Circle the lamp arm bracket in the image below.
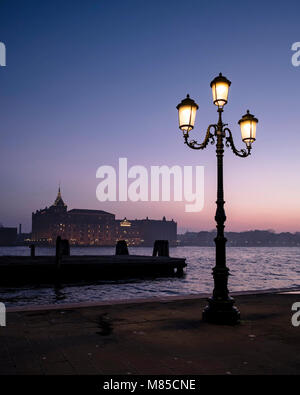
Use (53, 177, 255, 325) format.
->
(224, 127, 251, 158)
(184, 124, 217, 150)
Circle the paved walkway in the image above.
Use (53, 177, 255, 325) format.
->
(1, 292, 300, 374)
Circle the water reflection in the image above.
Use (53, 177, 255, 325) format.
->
(53, 284, 66, 302)
(0, 246, 300, 307)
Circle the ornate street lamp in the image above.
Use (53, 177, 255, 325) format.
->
(176, 94, 199, 132)
(176, 73, 258, 324)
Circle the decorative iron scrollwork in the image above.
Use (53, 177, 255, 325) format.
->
(183, 124, 217, 150)
(224, 127, 251, 158)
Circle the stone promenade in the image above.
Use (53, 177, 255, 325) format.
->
(1, 292, 300, 374)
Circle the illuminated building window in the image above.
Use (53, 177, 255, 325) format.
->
(120, 218, 131, 227)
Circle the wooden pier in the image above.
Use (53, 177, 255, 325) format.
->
(0, 255, 186, 285)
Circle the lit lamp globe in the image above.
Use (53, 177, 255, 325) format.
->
(176, 94, 199, 133)
(210, 73, 231, 108)
(238, 110, 259, 148)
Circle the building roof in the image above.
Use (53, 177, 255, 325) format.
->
(68, 209, 115, 216)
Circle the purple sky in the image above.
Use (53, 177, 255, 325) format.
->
(0, 0, 300, 233)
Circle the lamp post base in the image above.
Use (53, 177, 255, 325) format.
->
(202, 297, 240, 325)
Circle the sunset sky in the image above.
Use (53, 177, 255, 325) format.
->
(0, 0, 300, 233)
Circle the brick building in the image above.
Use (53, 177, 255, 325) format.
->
(32, 188, 177, 246)
(116, 217, 177, 246)
(32, 188, 115, 245)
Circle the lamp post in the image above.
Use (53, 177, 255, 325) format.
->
(176, 73, 258, 325)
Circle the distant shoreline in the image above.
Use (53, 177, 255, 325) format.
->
(1, 244, 300, 248)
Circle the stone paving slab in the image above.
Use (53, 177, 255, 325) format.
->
(1, 293, 300, 375)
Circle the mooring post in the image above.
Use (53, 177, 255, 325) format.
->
(29, 244, 35, 258)
(61, 239, 70, 256)
(176, 265, 184, 276)
(115, 240, 129, 255)
(55, 237, 70, 280)
(152, 240, 169, 257)
(56, 236, 62, 270)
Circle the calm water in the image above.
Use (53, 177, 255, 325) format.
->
(1, 246, 300, 307)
